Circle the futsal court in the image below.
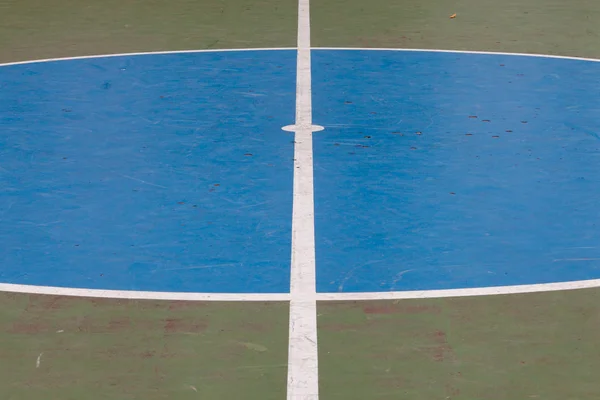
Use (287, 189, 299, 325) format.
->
(1, 0, 600, 398)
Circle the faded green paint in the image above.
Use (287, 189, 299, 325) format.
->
(0, 293, 288, 399)
(318, 289, 600, 399)
(312, 0, 600, 58)
(0, 0, 297, 63)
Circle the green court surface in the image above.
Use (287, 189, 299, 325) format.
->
(2, 0, 600, 398)
(0, 294, 288, 399)
(318, 290, 600, 399)
(0, 0, 297, 63)
(311, 0, 600, 57)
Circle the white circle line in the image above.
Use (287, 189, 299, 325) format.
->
(312, 47, 600, 63)
(1, 47, 599, 68)
(315, 278, 600, 301)
(0, 282, 290, 301)
(2, 279, 600, 301)
(0, 47, 297, 67)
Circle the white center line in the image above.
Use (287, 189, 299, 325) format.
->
(284, 0, 323, 397)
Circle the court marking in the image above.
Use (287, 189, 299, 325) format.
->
(313, 47, 600, 63)
(315, 278, 600, 300)
(286, 0, 320, 397)
(3, 278, 600, 302)
(0, 282, 290, 301)
(0, 47, 296, 67)
(2, 47, 598, 69)
(1, 49, 599, 301)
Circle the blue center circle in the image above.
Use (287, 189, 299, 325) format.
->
(1, 49, 599, 294)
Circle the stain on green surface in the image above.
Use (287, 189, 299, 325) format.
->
(312, 0, 600, 58)
(318, 289, 600, 399)
(0, 0, 297, 63)
(0, 293, 288, 399)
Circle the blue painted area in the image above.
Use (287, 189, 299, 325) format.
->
(312, 50, 600, 293)
(0, 51, 296, 293)
(3, 49, 600, 295)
